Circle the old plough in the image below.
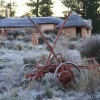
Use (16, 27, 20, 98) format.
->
(18, 13, 100, 88)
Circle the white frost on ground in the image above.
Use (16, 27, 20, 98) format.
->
(0, 36, 100, 100)
(66, 49, 82, 65)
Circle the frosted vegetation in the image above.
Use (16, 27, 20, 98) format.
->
(0, 33, 100, 100)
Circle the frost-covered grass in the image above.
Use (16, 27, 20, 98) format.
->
(0, 35, 100, 100)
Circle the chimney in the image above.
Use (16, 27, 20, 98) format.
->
(85, 19, 92, 26)
(5, 8, 9, 17)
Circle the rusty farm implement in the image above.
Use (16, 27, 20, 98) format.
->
(17, 13, 100, 88)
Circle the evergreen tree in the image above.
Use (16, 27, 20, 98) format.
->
(61, 0, 83, 15)
(6, 1, 16, 17)
(27, 0, 39, 17)
(82, 0, 100, 33)
(39, 0, 53, 16)
(0, 0, 5, 18)
(61, 0, 100, 33)
(27, 0, 53, 17)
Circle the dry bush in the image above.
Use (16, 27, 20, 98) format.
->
(54, 36, 69, 60)
(80, 35, 100, 63)
(25, 28, 36, 35)
(7, 35, 14, 40)
(23, 57, 36, 65)
(44, 29, 58, 35)
(77, 67, 100, 99)
(16, 44, 23, 51)
(54, 36, 82, 63)
(67, 43, 76, 50)
(23, 35, 31, 42)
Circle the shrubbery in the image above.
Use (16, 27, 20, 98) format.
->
(44, 29, 58, 35)
(7, 35, 14, 40)
(16, 44, 23, 51)
(23, 57, 36, 65)
(23, 35, 31, 42)
(80, 35, 100, 63)
(67, 43, 76, 50)
(38, 37, 44, 44)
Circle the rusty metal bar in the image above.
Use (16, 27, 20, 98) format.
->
(45, 12, 71, 65)
(27, 16, 60, 64)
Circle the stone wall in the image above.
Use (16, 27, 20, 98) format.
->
(39, 24, 56, 32)
(61, 27, 91, 38)
(62, 27, 76, 37)
(82, 28, 91, 37)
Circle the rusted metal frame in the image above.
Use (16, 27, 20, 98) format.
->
(73, 57, 96, 64)
(27, 16, 60, 65)
(49, 53, 63, 64)
(26, 64, 59, 79)
(78, 64, 100, 70)
(45, 12, 71, 66)
(36, 58, 46, 67)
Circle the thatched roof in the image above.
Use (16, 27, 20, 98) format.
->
(0, 17, 63, 28)
(56, 12, 92, 29)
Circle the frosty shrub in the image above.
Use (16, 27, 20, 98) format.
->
(67, 43, 76, 50)
(7, 42, 15, 49)
(44, 86, 53, 98)
(38, 34, 53, 45)
(16, 44, 23, 51)
(6, 30, 19, 38)
(43, 80, 53, 99)
(25, 28, 35, 35)
(24, 45, 33, 50)
(44, 29, 50, 34)
(23, 57, 36, 65)
(44, 29, 58, 35)
(7, 35, 14, 41)
(79, 68, 99, 99)
(80, 35, 100, 63)
(23, 35, 31, 42)
(69, 37, 79, 41)
(38, 37, 44, 44)
(16, 36, 23, 41)
(0, 41, 6, 48)
(17, 29, 27, 36)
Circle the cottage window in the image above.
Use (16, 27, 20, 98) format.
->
(76, 27, 82, 37)
(87, 29, 89, 34)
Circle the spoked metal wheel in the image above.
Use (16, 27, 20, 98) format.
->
(18, 64, 36, 80)
(15, 64, 42, 88)
(54, 62, 81, 87)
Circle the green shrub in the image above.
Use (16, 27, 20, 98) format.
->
(16, 44, 23, 51)
(24, 45, 32, 50)
(7, 35, 14, 41)
(23, 35, 31, 42)
(80, 35, 100, 63)
(69, 37, 79, 41)
(7, 42, 15, 49)
(23, 57, 36, 65)
(0, 41, 6, 48)
(16, 36, 23, 41)
(44, 29, 50, 34)
(68, 43, 76, 50)
(25, 28, 36, 35)
(44, 29, 58, 35)
(38, 37, 44, 44)
(44, 86, 53, 98)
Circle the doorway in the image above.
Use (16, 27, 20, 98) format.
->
(76, 27, 82, 37)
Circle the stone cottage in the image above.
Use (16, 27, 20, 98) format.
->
(0, 12, 92, 41)
(0, 17, 63, 35)
(56, 12, 92, 38)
